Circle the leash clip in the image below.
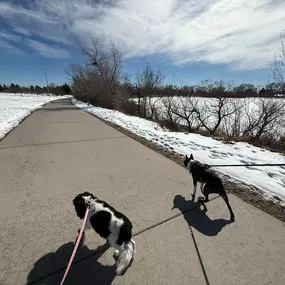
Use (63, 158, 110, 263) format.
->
(86, 200, 91, 208)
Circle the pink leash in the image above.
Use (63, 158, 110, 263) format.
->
(60, 207, 90, 285)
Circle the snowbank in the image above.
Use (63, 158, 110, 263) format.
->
(73, 99, 285, 205)
(0, 93, 70, 140)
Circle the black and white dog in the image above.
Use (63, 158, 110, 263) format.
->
(73, 192, 136, 275)
(184, 154, 235, 221)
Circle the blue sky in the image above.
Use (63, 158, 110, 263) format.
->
(0, 0, 284, 87)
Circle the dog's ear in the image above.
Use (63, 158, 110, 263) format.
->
(90, 193, 97, 200)
(190, 154, 194, 160)
(73, 195, 87, 219)
(183, 155, 190, 167)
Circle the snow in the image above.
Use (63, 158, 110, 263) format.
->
(0, 93, 70, 140)
(73, 99, 285, 205)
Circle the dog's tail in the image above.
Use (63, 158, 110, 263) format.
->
(116, 239, 135, 275)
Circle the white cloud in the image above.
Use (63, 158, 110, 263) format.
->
(25, 39, 70, 58)
(0, 30, 21, 42)
(0, 0, 285, 69)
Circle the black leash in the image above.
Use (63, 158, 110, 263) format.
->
(209, 163, 285, 168)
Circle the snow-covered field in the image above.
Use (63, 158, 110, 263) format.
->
(0, 93, 70, 140)
(133, 96, 285, 137)
(73, 99, 285, 205)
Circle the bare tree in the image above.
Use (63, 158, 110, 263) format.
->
(81, 37, 124, 108)
(171, 96, 200, 132)
(242, 101, 262, 137)
(160, 96, 179, 130)
(222, 99, 250, 139)
(273, 30, 285, 94)
(148, 97, 162, 120)
(114, 74, 134, 110)
(68, 63, 102, 104)
(195, 97, 236, 136)
(241, 98, 285, 139)
(254, 99, 285, 139)
(134, 72, 145, 117)
(135, 64, 165, 117)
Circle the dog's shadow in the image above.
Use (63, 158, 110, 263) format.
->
(172, 195, 233, 236)
(27, 239, 116, 285)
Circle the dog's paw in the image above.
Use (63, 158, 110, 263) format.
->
(230, 215, 235, 222)
(198, 196, 209, 203)
(116, 263, 130, 276)
(116, 268, 123, 276)
(116, 264, 126, 276)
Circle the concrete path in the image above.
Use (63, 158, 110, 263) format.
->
(0, 98, 285, 285)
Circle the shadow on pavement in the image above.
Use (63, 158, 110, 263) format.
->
(172, 194, 234, 285)
(27, 240, 116, 285)
(172, 194, 233, 236)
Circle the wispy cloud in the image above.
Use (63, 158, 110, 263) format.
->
(0, 30, 21, 42)
(25, 39, 70, 58)
(0, 28, 69, 58)
(12, 27, 31, 36)
(0, 39, 26, 56)
(0, 0, 284, 69)
(0, 29, 26, 55)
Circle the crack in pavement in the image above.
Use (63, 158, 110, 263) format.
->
(0, 136, 126, 150)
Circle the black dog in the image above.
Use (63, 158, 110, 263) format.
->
(184, 154, 235, 221)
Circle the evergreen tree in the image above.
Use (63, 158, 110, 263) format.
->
(61, 83, 72, 94)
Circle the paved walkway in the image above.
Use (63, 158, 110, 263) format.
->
(0, 98, 285, 285)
